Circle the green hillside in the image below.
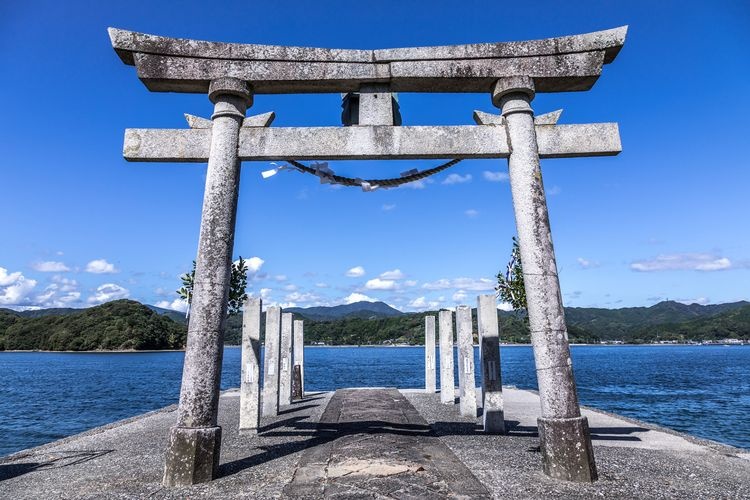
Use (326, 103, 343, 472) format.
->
(0, 300, 186, 351)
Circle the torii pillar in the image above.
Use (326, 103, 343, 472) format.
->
(163, 78, 251, 487)
(493, 76, 597, 482)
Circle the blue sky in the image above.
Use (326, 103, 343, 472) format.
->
(1, 1, 748, 312)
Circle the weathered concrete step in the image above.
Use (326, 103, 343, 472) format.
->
(285, 388, 490, 498)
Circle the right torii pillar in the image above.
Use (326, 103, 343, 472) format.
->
(493, 75, 597, 482)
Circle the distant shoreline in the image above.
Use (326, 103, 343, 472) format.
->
(3, 343, 746, 354)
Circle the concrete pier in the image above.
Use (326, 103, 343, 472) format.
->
(279, 313, 293, 406)
(261, 306, 281, 417)
(293, 319, 304, 395)
(3, 387, 747, 499)
(438, 310, 455, 404)
(424, 315, 436, 393)
(494, 76, 596, 482)
(477, 294, 505, 433)
(456, 305, 477, 417)
(239, 298, 262, 433)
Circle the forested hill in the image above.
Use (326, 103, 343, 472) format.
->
(0, 300, 186, 351)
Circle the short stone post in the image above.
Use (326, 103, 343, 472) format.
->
(493, 76, 596, 482)
(293, 319, 305, 396)
(279, 313, 293, 406)
(456, 305, 477, 417)
(239, 297, 262, 434)
(424, 315, 436, 393)
(262, 306, 282, 417)
(438, 310, 455, 404)
(162, 77, 251, 487)
(292, 365, 303, 401)
(477, 294, 505, 433)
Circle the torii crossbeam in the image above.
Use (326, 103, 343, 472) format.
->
(110, 26, 627, 487)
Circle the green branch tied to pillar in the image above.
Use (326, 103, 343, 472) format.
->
(178, 257, 249, 316)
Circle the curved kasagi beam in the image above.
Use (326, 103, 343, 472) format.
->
(109, 26, 626, 94)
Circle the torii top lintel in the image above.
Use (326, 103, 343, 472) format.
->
(109, 26, 626, 95)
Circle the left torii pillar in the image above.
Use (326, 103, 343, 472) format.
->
(163, 77, 252, 487)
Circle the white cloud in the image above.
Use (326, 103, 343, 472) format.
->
(498, 302, 514, 312)
(155, 298, 189, 313)
(465, 209, 479, 218)
(382, 204, 397, 211)
(34, 276, 81, 308)
(482, 171, 509, 182)
(315, 282, 329, 288)
(345, 266, 366, 278)
(0, 267, 37, 306)
(85, 259, 118, 274)
(259, 288, 272, 300)
(404, 280, 418, 287)
(452, 290, 468, 302)
(274, 274, 287, 282)
(242, 256, 265, 273)
(547, 185, 562, 196)
(676, 297, 711, 306)
(87, 283, 129, 304)
(399, 178, 434, 190)
(344, 292, 377, 304)
(365, 278, 397, 290)
(379, 269, 405, 280)
(32, 261, 70, 272)
(422, 277, 495, 291)
(284, 291, 322, 305)
(407, 296, 441, 310)
(577, 257, 600, 269)
(283, 284, 298, 292)
(442, 173, 472, 185)
(630, 253, 733, 272)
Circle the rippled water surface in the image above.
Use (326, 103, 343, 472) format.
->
(1, 345, 748, 456)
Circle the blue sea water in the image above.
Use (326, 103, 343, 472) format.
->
(0, 345, 748, 456)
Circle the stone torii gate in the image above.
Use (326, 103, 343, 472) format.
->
(110, 26, 626, 486)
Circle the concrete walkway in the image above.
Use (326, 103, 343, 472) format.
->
(1, 387, 748, 499)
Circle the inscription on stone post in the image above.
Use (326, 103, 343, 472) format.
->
(239, 297, 262, 433)
(456, 305, 477, 417)
(477, 294, 505, 433)
(439, 310, 455, 404)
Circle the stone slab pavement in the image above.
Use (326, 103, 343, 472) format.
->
(1, 387, 748, 499)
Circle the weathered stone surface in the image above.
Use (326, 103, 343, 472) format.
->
(474, 109, 562, 126)
(163, 79, 249, 487)
(498, 83, 595, 481)
(456, 305, 477, 417)
(293, 319, 304, 395)
(357, 84, 396, 126)
(123, 122, 621, 162)
(477, 294, 505, 434)
(162, 426, 221, 487)
(261, 306, 281, 417)
(424, 315, 436, 393)
(110, 26, 626, 94)
(242, 111, 275, 128)
(438, 310, 455, 404)
(292, 365, 303, 401)
(284, 389, 490, 498)
(239, 298, 262, 433)
(279, 312, 293, 407)
(538, 416, 598, 482)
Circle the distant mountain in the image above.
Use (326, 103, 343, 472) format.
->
(285, 301, 404, 321)
(146, 305, 188, 324)
(565, 300, 750, 340)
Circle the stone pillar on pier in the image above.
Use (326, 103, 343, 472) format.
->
(456, 305, 477, 417)
(493, 76, 597, 482)
(438, 310, 455, 404)
(293, 319, 305, 396)
(239, 297, 262, 434)
(279, 312, 294, 406)
(477, 294, 505, 433)
(424, 315, 436, 393)
(162, 77, 251, 487)
(262, 306, 282, 417)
